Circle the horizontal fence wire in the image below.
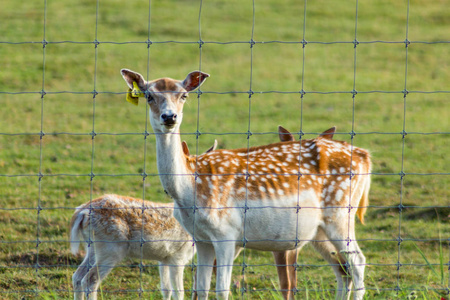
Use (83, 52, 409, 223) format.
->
(1, 0, 449, 299)
(1, 40, 450, 45)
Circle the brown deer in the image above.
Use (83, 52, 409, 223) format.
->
(120, 69, 371, 300)
(274, 125, 334, 299)
(274, 125, 368, 299)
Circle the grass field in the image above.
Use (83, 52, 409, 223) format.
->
(1, 0, 449, 299)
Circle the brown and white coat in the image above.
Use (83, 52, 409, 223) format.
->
(121, 69, 371, 300)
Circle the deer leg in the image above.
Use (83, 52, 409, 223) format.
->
(273, 251, 289, 299)
(213, 242, 236, 300)
(169, 263, 186, 300)
(273, 250, 298, 299)
(159, 263, 172, 300)
(286, 250, 298, 297)
(80, 245, 125, 300)
(73, 247, 96, 300)
(80, 263, 111, 300)
(342, 237, 365, 300)
(311, 227, 350, 300)
(195, 242, 215, 300)
(321, 218, 366, 300)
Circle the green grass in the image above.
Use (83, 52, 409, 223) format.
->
(1, 0, 449, 299)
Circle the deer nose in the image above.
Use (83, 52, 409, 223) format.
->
(161, 113, 177, 123)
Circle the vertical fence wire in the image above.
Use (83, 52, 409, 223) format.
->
(240, 0, 257, 298)
(137, 0, 153, 297)
(292, 0, 309, 297)
(84, 0, 101, 297)
(35, 0, 48, 296)
(396, 0, 411, 295)
(193, 0, 204, 296)
(346, 0, 360, 295)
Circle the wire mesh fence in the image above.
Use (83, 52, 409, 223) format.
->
(1, 0, 449, 299)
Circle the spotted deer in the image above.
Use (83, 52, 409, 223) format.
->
(274, 125, 333, 299)
(120, 69, 372, 300)
(184, 130, 324, 300)
(70, 194, 195, 300)
(274, 125, 369, 299)
(184, 138, 296, 300)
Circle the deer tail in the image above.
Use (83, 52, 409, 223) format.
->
(70, 206, 88, 254)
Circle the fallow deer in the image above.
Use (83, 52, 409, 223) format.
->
(184, 137, 298, 299)
(183, 125, 361, 300)
(274, 125, 369, 299)
(120, 69, 371, 300)
(71, 194, 196, 300)
(273, 125, 335, 299)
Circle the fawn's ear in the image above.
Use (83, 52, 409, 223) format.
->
(182, 71, 210, 92)
(319, 126, 336, 140)
(120, 69, 147, 91)
(181, 141, 190, 156)
(278, 126, 295, 142)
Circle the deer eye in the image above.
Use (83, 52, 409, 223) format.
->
(180, 94, 187, 101)
(146, 94, 154, 102)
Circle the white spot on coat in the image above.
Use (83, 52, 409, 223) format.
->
(335, 189, 344, 202)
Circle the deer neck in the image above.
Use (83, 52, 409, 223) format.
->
(154, 130, 194, 201)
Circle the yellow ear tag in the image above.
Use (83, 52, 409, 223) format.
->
(126, 81, 145, 106)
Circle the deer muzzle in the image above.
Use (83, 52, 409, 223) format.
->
(161, 113, 178, 127)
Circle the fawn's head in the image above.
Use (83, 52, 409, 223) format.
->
(121, 69, 209, 133)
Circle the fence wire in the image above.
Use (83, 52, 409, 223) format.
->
(0, 0, 449, 299)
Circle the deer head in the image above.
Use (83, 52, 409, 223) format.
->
(120, 69, 209, 134)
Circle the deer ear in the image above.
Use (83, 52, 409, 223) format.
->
(205, 139, 218, 153)
(278, 126, 295, 142)
(182, 71, 210, 92)
(319, 126, 336, 140)
(120, 69, 147, 91)
(181, 141, 190, 156)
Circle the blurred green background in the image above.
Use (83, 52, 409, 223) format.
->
(0, 0, 449, 299)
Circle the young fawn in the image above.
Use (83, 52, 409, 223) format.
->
(120, 69, 371, 300)
(70, 194, 195, 300)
